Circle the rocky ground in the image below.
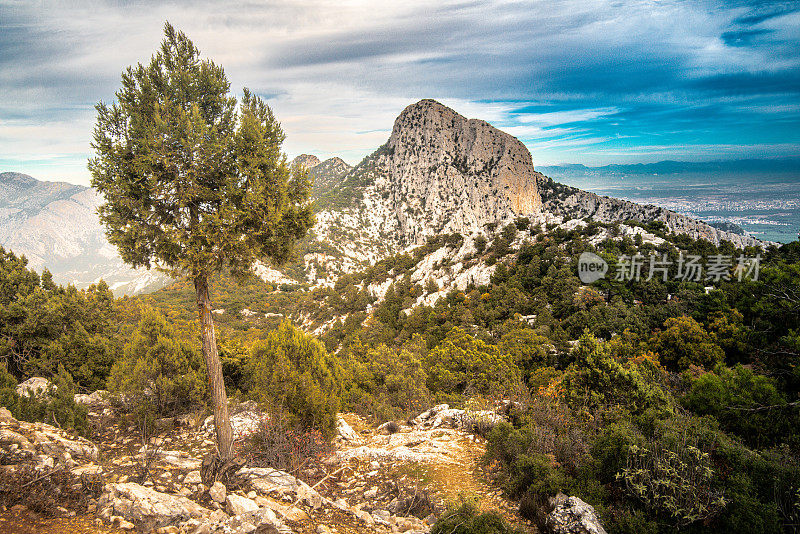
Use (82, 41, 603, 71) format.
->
(1, 381, 606, 534)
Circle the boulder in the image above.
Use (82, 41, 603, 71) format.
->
(0, 428, 34, 450)
(74, 390, 109, 407)
(226, 494, 259, 516)
(98, 482, 210, 531)
(0, 407, 17, 426)
(336, 415, 360, 442)
(15, 377, 51, 398)
(239, 467, 326, 509)
(32, 426, 99, 461)
(545, 496, 607, 534)
(209, 481, 226, 503)
(216, 507, 288, 534)
(413, 404, 450, 425)
(184, 470, 202, 485)
(201, 404, 268, 441)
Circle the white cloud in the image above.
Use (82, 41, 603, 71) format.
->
(0, 0, 797, 183)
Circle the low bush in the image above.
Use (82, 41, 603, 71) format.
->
(648, 316, 725, 371)
(431, 499, 523, 534)
(680, 364, 797, 448)
(246, 321, 342, 438)
(343, 338, 431, 422)
(240, 406, 331, 476)
(426, 327, 521, 397)
(0, 463, 102, 516)
(0, 363, 88, 435)
(618, 441, 727, 528)
(108, 307, 207, 419)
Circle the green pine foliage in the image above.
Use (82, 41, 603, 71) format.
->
(425, 327, 521, 398)
(108, 307, 207, 417)
(0, 246, 118, 389)
(89, 23, 314, 280)
(343, 335, 432, 421)
(647, 316, 725, 371)
(0, 363, 88, 436)
(245, 321, 342, 437)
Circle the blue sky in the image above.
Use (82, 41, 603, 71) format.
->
(1, 0, 799, 186)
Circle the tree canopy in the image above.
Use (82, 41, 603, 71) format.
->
(89, 23, 313, 280)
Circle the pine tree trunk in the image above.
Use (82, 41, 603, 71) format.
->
(195, 275, 233, 459)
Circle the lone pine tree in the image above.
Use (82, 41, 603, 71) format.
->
(89, 23, 313, 459)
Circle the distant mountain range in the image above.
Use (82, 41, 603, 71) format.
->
(0, 172, 168, 295)
(539, 158, 800, 177)
(1, 99, 768, 294)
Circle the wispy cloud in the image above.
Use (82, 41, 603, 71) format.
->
(0, 0, 798, 183)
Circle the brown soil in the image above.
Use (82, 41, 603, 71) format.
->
(0, 511, 125, 534)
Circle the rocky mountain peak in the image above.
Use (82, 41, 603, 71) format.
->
(291, 154, 321, 170)
(375, 99, 543, 241)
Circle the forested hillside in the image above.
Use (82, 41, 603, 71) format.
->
(3, 215, 798, 532)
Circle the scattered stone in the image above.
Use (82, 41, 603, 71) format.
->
(98, 482, 210, 531)
(209, 481, 227, 503)
(355, 509, 374, 525)
(184, 470, 202, 485)
(545, 495, 607, 534)
(226, 494, 259, 516)
(136, 449, 201, 471)
(15, 377, 51, 398)
(217, 507, 288, 534)
(336, 415, 361, 443)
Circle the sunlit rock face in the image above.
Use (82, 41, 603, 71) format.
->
(373, 99, 544, 244)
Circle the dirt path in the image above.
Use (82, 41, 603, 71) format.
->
(0, 512, 125, 534)
(331, 413, 536, 532)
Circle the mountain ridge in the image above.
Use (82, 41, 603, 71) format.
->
(3, 99, 767, 294)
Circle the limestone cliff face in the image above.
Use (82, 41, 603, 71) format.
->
(304, 99, 764, 287)
(372, 99, 543, 243)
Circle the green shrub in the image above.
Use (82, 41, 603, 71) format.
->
(617, 441, 727, 528)
(712, 438, 797, 534)
(648, 316, 725, 371)
(432, 499, 523, 534)
(108, 307, 207, 418)
(485, 422, 568, 499)
(474, 235, 488, 254)
(0, 363, 88, 435)
(590, 421, 642, 483)
(344, 338, 431, 422)
(426, 328, 521, 397)
(38, 321, 114, 392)
(562, 332, 671, 417)
(245, 321, 341, 438)
(681, 365, 796, 448)
(498, 328, 552, 383)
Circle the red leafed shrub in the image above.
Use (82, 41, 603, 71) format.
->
(239, 407, 332, 476)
